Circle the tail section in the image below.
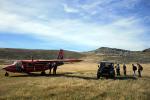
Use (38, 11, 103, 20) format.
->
(57, 49, 64, 59)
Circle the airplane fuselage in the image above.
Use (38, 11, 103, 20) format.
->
(2, 49, 82, 76)
(3, 60, 63, 73)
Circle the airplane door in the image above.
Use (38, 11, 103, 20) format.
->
(16, 61, 23, 72)
(33, 63, 35, 71)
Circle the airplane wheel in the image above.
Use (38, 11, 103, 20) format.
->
(5, 72, 9, 77)
(41, 71, 46, 76)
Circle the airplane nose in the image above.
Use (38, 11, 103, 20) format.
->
(3, 67, 8, 71)
(3, 66, 11, 71)
(2, 67, 6, 70)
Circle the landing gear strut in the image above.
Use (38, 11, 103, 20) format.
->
(41, 71, 46, 76)
(5, 72, 9, 77)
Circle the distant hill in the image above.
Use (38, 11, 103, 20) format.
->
(87, 47, 150, 63)
(0, 48, 85, 60)
(143, 48, 150, 52)
(92, 47, 131, 55)
(0, 47, 150, 64)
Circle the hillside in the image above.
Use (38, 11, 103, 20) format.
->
(0, 48, 85, 60)
(87, 47, 150, 63)
(0, 47, 150, 64)
(90, 47, 131, 55)
(143, 48, 150, 52)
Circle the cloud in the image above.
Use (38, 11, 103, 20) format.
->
(0, 0, 149, 51)
(63, 4, 79, 13)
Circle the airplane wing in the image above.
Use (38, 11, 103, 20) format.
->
(21, 49, 83, 64)
(21, 59, 82, 63)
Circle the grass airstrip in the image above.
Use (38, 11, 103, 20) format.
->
(0, 61, 150, 100)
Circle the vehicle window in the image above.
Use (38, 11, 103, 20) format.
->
(105, 63, 111, 67)
(100, 63, 105, 67)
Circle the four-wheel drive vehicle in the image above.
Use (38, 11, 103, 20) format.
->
(97, 61, 115, 79)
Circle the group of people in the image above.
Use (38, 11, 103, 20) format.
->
(48, 62, 58, 75)
(115, 63, 143, 77)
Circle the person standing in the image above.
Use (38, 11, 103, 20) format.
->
(123, 64, 127, 76)
(132, 64, 137, 77)
(116, 64, 120, 76)
(48, 63, 53, 75)
(53, 62, 58, 75)
(137, 63, 143, 77)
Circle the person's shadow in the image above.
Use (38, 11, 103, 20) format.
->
(114, 75, 137, 80)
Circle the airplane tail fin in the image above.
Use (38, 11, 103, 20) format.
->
(57, 49, 64, 59)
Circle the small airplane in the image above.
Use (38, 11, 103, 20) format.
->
(2, 49, 82, 76)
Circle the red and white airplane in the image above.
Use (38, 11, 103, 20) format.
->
(3, 49, 82, 76)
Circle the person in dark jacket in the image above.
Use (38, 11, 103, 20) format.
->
(48, 63, 53, 75)
(123, 64, 127, 76)
(53, 62, 58, 75)
(132, 64, 137, 77)
(137, 63, 143, 77)
(116, 64, 120, 76)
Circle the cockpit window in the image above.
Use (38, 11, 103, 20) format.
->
(13, 61, 17, 65)
(13, 61, 22, 67)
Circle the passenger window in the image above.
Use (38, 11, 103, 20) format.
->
(28, 63, 33, 67)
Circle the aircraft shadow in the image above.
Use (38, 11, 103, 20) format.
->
(10, 73, 69, 77)
(60, 74, 97, 80)
(10, 73, 137, 80)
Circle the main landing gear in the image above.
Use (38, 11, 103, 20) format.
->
(41, 71, 46, 76)
(5, 72, 9, 77)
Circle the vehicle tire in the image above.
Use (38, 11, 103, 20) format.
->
(5, 72, 9, 77)
(110, 75, 114, 79)
(110, 74, 115, 79)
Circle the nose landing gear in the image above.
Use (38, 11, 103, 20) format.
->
(5, 72, 9, 77)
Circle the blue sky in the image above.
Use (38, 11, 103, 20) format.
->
(0, 0, 150, 51)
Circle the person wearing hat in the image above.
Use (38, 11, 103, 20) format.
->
(116, 64, 120, 76)
(53, 62, 58, 75)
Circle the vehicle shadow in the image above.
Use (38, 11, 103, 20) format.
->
(10, 73, 137, 80)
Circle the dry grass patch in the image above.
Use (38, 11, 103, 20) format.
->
(0, 62, 150, 100)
